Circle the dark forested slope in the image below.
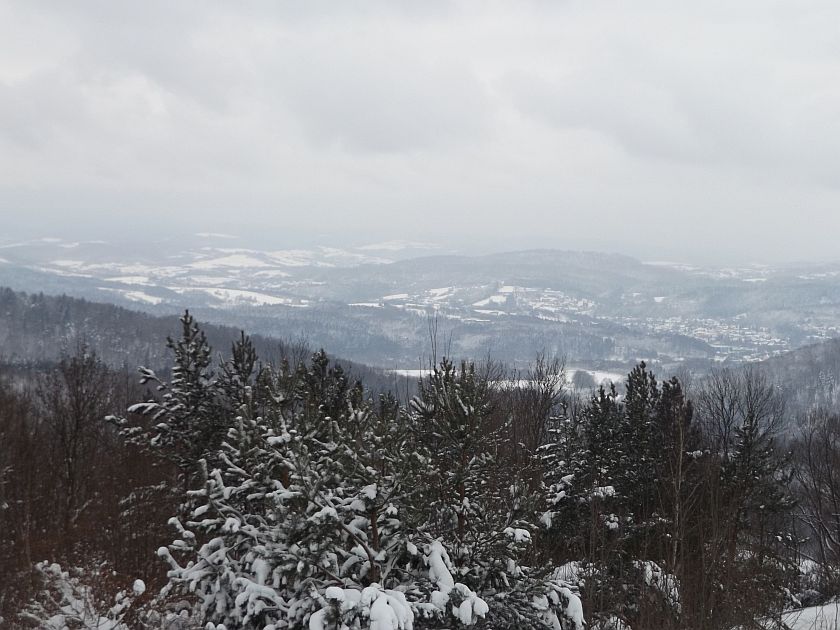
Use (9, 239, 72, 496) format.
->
(0, 287, 402, 391)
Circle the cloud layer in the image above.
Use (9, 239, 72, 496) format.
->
(1, 1, 839, 262)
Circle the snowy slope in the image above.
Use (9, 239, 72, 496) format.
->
(778, 604, 840, 630)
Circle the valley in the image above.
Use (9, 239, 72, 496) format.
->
(2, 234, 838, 373)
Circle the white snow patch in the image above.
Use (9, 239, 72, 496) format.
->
(428, 287, 454, 300)
(122, 291, 163, 306)
(312, 585, 414, 630)
(592, 486, 616, 499)
(253, 269, 291, 278)
(170, 287, 294, 307)
(99, 288, 163, 305)
(566, 368, 625, 387)
(504, 527, 532, 543)
(473, 295, 507, 307)
(777, 604, 840, 630)
(391, 369, 430, 378)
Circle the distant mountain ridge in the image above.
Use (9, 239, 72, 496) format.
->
(2, 236, 840, 369)
(5, 284, 840, 419)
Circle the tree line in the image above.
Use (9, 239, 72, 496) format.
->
(2, 312, 840, 629)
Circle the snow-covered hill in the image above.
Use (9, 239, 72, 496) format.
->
(2, 235, 840, 370)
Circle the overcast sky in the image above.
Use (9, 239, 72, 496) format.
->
(1, 1, 839, 263)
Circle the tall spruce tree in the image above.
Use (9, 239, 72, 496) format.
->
(112, 311, 225, 481)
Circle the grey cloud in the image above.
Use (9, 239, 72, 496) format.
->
(2, 1, 840, 263)
(273, 48, 490, 153)
(504, 69, 715, 163)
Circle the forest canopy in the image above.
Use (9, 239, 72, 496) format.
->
(1, 311, 837, 629)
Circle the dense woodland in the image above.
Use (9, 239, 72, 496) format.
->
(0, 288, 403, 393)
(3, 311, 840, 629)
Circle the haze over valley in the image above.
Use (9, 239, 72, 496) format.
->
(2, 233, 839, 374)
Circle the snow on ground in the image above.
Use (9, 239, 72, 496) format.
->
(473, 295, 508, 307)
(169, 287, 297, 307)
(267, 247, 386, 267)
(50, 260, 177, 277)
(428, 287, 454, 299)
(99, 288, 163, 305)
(391, 369, 430, 378)
(383, 293, 409, 301)
(777, 604, 840, 630)
(120, 291, 163, 306)
(473, 308, 506, 316)
(263, 249, 325, 266)
(35, 266, 93, 278)
(253, 269, 291, 278)
(566, 368, 626, 386)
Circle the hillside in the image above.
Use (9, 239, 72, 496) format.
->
(758, 337, 840, 417)
(0, 287, 403, 392)
(7, 237, 840, 371)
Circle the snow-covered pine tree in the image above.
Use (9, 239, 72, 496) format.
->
(411, 358, 584, 629)
(110, 310, 226, 480)
(156, 349, 474, 630)
(113, 327, 586, 629)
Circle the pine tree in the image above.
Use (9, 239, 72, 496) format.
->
(111, 311, 225, 480)
(541, 366, 693, 628)
(411, 358, 584, 629)
(714, 407, 797, 625)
